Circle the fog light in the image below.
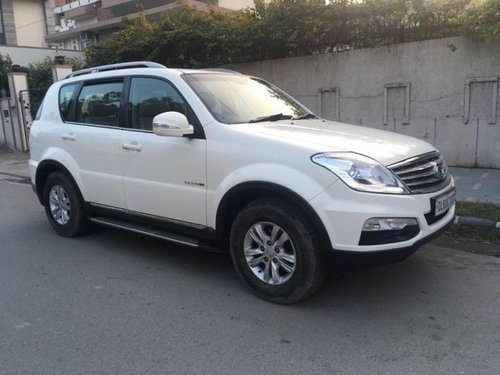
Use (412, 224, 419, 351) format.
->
(362, 218, 418, 232)
(359, 218, 420, 245)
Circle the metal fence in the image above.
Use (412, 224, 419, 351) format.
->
(319, 17, 462, 54)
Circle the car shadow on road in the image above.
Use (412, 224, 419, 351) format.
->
(82, 225, 446, 313)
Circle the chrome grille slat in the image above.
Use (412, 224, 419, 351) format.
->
(388, 151, 450, 194)
(390, 153, 440, 171)
(401, 167, 443, 180)
(405, 176, 443, 187)
(395, 160, 440, 176)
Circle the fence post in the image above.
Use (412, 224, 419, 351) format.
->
(52, 64, 73, 82)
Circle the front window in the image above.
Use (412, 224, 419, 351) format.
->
(183, 73, 313, 124)
(128, 78, 188, 131)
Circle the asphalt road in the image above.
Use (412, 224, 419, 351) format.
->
(1, 181, 500, 375)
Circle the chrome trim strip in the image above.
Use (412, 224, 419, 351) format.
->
(395, 157, 442, 175)
(88, 202, 206, 230)
(388, 151, 440, 170)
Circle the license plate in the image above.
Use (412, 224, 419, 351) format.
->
(432, 189, 456, 217)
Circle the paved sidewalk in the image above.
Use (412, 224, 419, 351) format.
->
(0, 148, 30, 184)
(0, 149, 499, 205)
(449, 167, 500, 205)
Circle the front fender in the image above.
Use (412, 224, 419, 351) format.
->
(207, 162, 337, 228)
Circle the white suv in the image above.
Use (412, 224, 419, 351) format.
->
(29, 61, 455, 303)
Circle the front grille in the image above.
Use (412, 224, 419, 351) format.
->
(388, 151, 451, 194)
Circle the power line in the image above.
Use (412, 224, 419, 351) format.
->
(15, 18, 46, 30)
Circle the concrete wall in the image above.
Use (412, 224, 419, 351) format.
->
(230, 37, 500, 168)
(0, 45, 84, 66)
(218, 0, 255, 9)
(13, 0, 47, 47)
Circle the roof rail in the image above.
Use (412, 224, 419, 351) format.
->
(203, 68, 241, 74)
(65, 61, 167, 79)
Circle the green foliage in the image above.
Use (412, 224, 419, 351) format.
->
(0, 54, 85, 97)
(0, 54, 13, 96)
(457, 0, 500, 41)
(26, 56, 85, 91)
(82, 0, 500, 67)
(24, 56, 85, 117)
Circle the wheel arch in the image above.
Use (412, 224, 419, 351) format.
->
(35, 160, 82, 205)
(215, 181, 331, 252)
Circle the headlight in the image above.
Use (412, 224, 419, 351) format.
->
(311, 152, 408, 194)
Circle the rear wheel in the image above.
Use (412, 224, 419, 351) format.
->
(230, 198, 327, 304)
(43, 171, 89, 237)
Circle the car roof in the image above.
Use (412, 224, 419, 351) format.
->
(60, 61, 241, 83)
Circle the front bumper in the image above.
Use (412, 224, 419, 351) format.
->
(309, 179, 456, 253)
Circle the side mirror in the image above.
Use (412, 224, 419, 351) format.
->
(152, 112, 194, 137)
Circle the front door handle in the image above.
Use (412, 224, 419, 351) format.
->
(61, 133, 75, 141)
(122, 142, 142, 152)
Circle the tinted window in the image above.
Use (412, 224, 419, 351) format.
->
(59, 84, 78, 121)
(76, 82, 123, 126)
(128, 78, 188, 131)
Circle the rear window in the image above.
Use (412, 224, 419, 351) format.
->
(75, 81, 123, 127)
(35, 99, 44, 121)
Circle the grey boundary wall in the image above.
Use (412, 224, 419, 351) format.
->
(0, 45, 84, 67)
(230, 36, 500, 168)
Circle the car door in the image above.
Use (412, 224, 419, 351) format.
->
(119, 76, 206, 225)
(59, 79, 127, 208)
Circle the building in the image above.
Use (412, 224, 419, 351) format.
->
(218, 0, 255, 8)
(0, 1, 83, 66)
(47, 0, 257, 51)
(0, 0, 55, 47)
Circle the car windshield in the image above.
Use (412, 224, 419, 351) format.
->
(183, 73, 314, 124)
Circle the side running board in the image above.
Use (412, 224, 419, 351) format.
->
(89, 216, 199, 248)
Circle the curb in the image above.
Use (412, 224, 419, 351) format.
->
(453, 216, 500, 230)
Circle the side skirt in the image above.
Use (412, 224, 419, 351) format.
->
(86, 203, 221, 252)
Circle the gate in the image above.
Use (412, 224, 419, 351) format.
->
(18, 88, 48, 150)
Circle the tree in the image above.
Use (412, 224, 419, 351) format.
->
(0, 54, 13, 96)
(458, 0, 500, 41)
(85, 0, 499, 68)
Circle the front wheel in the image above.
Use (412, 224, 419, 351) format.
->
(229, 198, 327, 304)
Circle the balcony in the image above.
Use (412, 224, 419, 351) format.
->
(54, 0, 101, 14)
(47, 0, 224, 42)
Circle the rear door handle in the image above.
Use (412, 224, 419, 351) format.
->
(61, 133, 75, 141)
(122, 142, 142, 152)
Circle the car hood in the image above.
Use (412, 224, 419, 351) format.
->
(234, 119, 436, 166)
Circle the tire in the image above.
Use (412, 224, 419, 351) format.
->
(43, 171, 89, 237)
(229, 197, 327, 304)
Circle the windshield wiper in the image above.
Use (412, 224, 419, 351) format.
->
(249, 113, 293, 123)
(291, 113, 318, 120)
